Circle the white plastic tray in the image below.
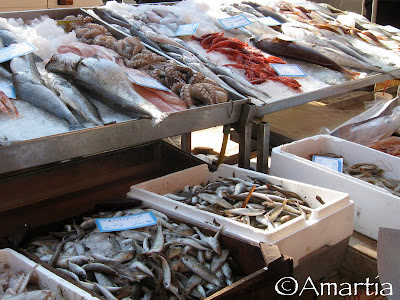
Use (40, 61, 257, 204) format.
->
(0, 248, 97, 300)
(270, 134, 400, 240)
(128, 164, 353, 266)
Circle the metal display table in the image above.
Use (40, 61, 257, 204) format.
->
(0, 8, 248, 175)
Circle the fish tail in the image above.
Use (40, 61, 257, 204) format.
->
(69, 123, 85, 131)
(342, 68, 361, 80)
(151, 112, 169, 126)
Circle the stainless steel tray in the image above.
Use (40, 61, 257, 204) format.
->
(0, 8, 248, 174)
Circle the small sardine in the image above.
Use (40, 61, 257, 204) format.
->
(198, 193, 233, 209)
(181, 256, 221, 287)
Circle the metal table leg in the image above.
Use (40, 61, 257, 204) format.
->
(237, 104, 256, 169)
(180, 132, 191, 154)
(256, 121, 270, 174)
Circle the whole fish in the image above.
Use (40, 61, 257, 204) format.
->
(13, 71, 82, 130)
(43, 72, 104, 126)
(45, 53, 168, 125)
(92, 7, 131, 29)
(254, 6, 288, 23)
(251, 36, 360, 79)
(181, 256, 221, 287)
(310, 44, 383, 73)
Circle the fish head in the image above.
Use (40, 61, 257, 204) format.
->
(45, 52, 82, 78)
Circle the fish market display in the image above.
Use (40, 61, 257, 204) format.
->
(98, 0, 400, 101)
(313, 153, 400, 197)
(60, 14, 230, 108)
(25, 207, 236, 299)
(163, 176, 313, 230)
(193, 32, 302, 91)
(0, 263, 56, 299)
(369, 137, 400, 158)
(0, 12, 232, 142)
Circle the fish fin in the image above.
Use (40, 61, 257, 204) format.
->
(69, 123, 85, 131)
(151, 112, 169, 126)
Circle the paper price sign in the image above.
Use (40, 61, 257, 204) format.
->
(218, 15, 252, 29)
(127, 73, 169, 91)
(270, 64, 307, 77)
(258, 16, 282, 26)
(312, 155, 343, 172)
(96, 212, 157, 232)
(0, 42, 37, 64)
(0, 84, 15, 99)
(175, 23, 199, 36)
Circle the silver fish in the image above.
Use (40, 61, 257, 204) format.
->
(12, 71, 82, 130)
(198, 193, 233, 209)
(45, 53, 168, 126)
(181, 256, 221, 287)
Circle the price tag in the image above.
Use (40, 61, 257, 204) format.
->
(96, 212, 157, 232)
(218, 15, 252, 29)
(0, 42, 37, 64)
(127, 73, 169, 91)
(0, 84, 15, 99)
(312, 155, 343, 172)
(381, 25, 400, 33)
(258, 16, 282, 26)
(270, 64, 307, 77)
(175, 23, 199, 36)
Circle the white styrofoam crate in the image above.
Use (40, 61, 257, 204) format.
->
(270, 134, 400, 240)
(128, 164, 353, 266)
(0, 248, 97, 300)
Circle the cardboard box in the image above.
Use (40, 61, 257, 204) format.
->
(270, 134, 400, 240)
(129, 164, 353, 266)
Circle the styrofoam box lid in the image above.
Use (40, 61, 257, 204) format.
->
(129, 164, 351, 245)
(273, 134, 400, 189)
(0, 248, 97, 300)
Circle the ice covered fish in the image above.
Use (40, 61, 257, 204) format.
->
(251, 36, 361, 80)
(42, 72, 104, 126)
(45, 52, 168, 125)
(25, 206, 236, 300)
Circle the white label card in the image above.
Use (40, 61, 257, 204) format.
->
(127, 73, 169, 91)
(382, 25, 400, 33)
(258, 16, 282, 26)
(0, 84, 15, 99)
(0, 42, 37, 64)
(270, 64, 307, 77)
(175, 23, 199, 36)
(312, 155, 343, 172)
(218, 15, 252, 29)
(96, 212, 157, 232)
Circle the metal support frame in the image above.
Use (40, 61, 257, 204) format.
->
(256, 121, 270, 174)
(235, 104, 256, 169)
(180, 133, 191, 154)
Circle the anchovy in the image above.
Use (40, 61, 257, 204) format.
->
(94, 283, 118, 300)
(56, 267, 80, 283)
(225, 208, 266, 216)
(198, 193, 233, 209)
(181, 256, 221, 287)
(145, 222, 164, 254)
(82, 262, 119, 276)
(67, 260, 87, 277)
(193, 227, 221, 255)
